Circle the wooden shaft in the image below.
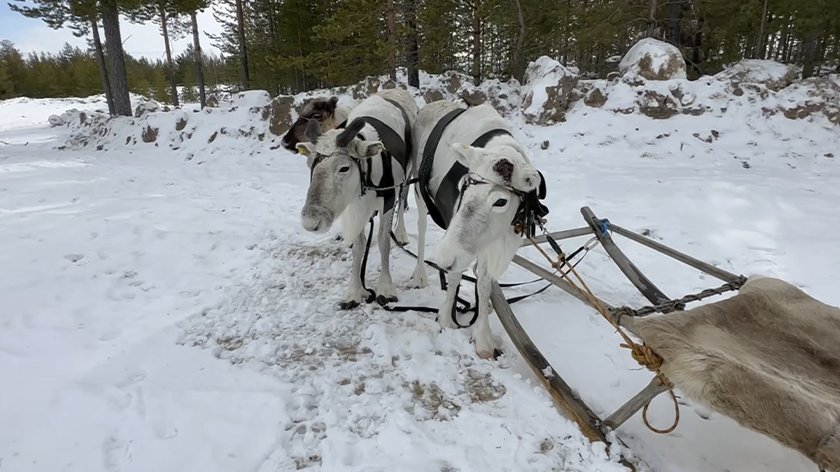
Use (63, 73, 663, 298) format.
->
(603, 377, 668, 430)
(522, 226, 593, 247)
(608, 223, 741, 283)
(511, 254, 618, 319)
(580, 207, 671, 305)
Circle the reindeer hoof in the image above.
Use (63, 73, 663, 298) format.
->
(339, 300, 360, 310)
(476, 349, 502, 360)
(477, 350, 494, 360)
(334, 234, 343, 241)
(365, 292, 376, 304)
(376, 294, 398, 305)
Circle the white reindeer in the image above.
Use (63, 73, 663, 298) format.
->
(295, 89, 419, 309)
(281, 95, 411, 245)
(411, 100, 548, 359)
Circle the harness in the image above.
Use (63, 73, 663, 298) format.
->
(378, 107, 551, 329)
(327, 98, 412, 214)
(418, 108, 549, 237)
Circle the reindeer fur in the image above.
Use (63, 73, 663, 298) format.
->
(411, 100, 543, 359)
(626, 276, 840, 471)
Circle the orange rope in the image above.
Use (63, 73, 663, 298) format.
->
(528, 237, 680, 434)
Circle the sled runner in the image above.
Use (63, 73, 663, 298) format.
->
(482, 206, 840, 472)
(379, 202, 839, 471)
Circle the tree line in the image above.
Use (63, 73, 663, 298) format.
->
(2, 0, 839, 114)
(202, 0, 840, 92)
(0, 40, 231, 103)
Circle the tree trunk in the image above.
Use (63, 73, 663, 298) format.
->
(667, 0, 682, 46)
(90, 16, 115, 116)
(755, 0, 769, 59)
(802, 35, 817, 78)
(190, 11, 206, 108)
(647, 0, 658, 38)
(780, 18, 790, 62)
(405, 0, 420, 88)
(690, 17, 703, 76)
(235, 0, 250, 90)
(386, 0, 397, 81)
(511, 0, 526, 83)
(159, 5, 180, 107)
(472, 0, 481, 86)
(100, 0, 131, 116)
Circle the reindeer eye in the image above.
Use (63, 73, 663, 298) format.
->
(493, 198, 508, 207)
(338, 165, 351, 173)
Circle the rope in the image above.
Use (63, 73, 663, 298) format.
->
(527, 236, 681, 435)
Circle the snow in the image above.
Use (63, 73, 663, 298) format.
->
(715, 59, 801, 91)
(619, 38, 687, 81)
(522, 56, 578, 121)
(2, 68, 839, 472)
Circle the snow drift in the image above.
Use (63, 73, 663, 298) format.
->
(52, 39, 838, 156)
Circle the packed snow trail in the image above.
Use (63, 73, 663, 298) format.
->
(2, 90, 839, 472)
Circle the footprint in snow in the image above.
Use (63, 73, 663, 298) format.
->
(64, 253, 85, 263)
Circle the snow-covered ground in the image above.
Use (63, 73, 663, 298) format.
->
(1, 78, 838, 472)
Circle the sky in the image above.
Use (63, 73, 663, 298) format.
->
(0, 2, 223, 59)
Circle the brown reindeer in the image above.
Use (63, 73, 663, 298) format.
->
(280, 96, 353, 153)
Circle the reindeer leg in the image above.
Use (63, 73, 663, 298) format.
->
(410, 187, 429, 288)
(437, 270, 463, 330)
(473, 259, 501, 360)
(375, 209, 399, 304)
(340, 230, 370, 310)
(393, 184, 410, 246)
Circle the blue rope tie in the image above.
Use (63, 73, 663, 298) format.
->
(598, 219, 610, 238)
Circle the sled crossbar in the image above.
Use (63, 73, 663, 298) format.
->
(491, 206, 746, 471)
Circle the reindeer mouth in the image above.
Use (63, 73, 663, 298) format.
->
(301, 205, 334, 234)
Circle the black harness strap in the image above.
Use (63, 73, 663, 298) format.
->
(345, 98, 413, 214)
(471, 128, 513, 148)
(419, 108, 467, 229)
(381, 97, 412, 171)
(435, 128, 515, 227)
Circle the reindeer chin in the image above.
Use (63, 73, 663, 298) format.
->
(301, 205, 334, 234)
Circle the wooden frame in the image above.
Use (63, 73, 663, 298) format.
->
(492, 206, 744, 471)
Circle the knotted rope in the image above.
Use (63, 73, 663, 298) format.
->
(527, 237, 680, 434)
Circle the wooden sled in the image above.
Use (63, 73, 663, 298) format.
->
(492, 206, 840, 471)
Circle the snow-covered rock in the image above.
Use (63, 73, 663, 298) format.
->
(232, 90, 272, 109)
(48, 114, 65, 127)
(134, 99, 161, 118)
(715, 59, 801, 92)
(776, 74, 840, 125)
(619, 38, 687, 81)
(522, 56, 579, 125)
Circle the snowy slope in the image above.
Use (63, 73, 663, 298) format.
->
(1, 71, 839, 472)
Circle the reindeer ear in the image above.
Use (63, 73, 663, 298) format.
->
(304, 118, 321, 143)
(337, 117, 366, 147)
(513, 164, 541, 193)
(353, 140, 384, 159)
(296, 142, 315, 157)
(451, 142, 484, 168)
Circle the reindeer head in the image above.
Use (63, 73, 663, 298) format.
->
(296, 117, 384, 233)
(434, 142, 545, 277)
(280, 96, 341, 152)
